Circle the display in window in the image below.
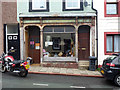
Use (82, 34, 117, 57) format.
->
(52, 37, 61, 50)
(35, 43, 40, 49)
(30, 40, 34, 49)
(43, 33, 75, 57)
(45, 35, 53, 47)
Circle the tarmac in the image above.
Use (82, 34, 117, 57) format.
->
(29, 65, 103, 78)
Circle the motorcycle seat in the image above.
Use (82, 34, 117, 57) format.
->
(11, 60, 23, 64)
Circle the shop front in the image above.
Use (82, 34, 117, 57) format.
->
(19, 16, 96, 68)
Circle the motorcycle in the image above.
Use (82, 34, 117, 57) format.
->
(0, 47, 32, 77)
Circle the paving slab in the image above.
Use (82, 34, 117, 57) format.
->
(73, 69, 81, 74)
(66, 69, 74, 74)
(52, 68, 61, 73)
(39, 67, 48, 72)
(46, 67, 54, 73)
(60, 68, 67, 74)
(30, 66, 41, 72)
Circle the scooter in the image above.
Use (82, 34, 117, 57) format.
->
(0, 47, 32, 77)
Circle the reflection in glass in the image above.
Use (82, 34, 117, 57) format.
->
(43, 33, 75, 57)
(66, 0, 80, 9)
(32, 0, 46, 10)
(106, 4, 117, 14)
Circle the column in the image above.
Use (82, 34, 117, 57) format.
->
(75, 26, 79, 62)
(40, 27, 43, 64)
(90, 26, 95, 56)
(20, 27, 24, 60)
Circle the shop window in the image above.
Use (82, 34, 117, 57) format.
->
(105, 0, 120, 17)
(52, 37, 61, 50)
(54, 27, 64, 32)
(43, 26, 75, 58)
(29, 0, 49, 12)
(44, 27, 53, 32)
(104, 32, 120, 55)
(43, 26, 75, 33)
(65, 27, 75, 32)
(63, 0, 83, 11)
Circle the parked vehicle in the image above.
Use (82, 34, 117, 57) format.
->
(100, 53, 120, 87)
(0, 47, 32, 77)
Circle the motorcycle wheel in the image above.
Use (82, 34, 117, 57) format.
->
(1, 66, 7, 73)
(19, 66, 28, 77)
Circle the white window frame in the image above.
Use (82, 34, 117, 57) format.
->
(65, 0, 80, 9)
(32, 0, 47, 10)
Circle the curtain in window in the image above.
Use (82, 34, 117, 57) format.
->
(114, 35, 120, 52)
(107, 36, 113, 52)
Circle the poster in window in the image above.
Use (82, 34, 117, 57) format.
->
(35, 43, 40, 49)
(30, 41, 34, 49)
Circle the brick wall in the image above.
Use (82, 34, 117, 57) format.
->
(2, 0, 17, 24)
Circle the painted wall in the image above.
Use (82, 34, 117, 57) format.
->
(17, 0, 96, 21)
(93, 0, 119, 65)
(0, 1, 3, 55)
(0, 0, 17, 55)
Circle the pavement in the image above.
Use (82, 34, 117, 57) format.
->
(29, 65, 103, 78)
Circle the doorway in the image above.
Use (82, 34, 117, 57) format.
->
(78, 25, 90, 60)
(27, 26, 40, 63)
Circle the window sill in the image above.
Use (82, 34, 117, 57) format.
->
(105, 14, 119, 17)
(105, 52, 120, 55)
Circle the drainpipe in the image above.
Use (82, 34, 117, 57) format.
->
(91, 0, 98, 67)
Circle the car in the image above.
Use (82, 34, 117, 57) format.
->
(100, 53, 120, 87)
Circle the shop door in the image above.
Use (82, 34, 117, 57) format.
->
(28, 27, 40, 63)
(78, 26, 90, 60)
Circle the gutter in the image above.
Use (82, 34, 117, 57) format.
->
(91, 0, 98, 67)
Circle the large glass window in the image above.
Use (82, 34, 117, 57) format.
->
(43, 26, 75, 58)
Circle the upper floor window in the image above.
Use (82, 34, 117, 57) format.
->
(29, 0, 49, 12)
(105, 0, 120, 17)
(63, 0, 83, 11)
(104, 32, 120, 55)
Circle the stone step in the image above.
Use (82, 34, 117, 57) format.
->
(78, 61, 89, 70)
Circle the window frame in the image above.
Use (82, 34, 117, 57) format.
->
(104, 32, 120, 55)
(104, 0, 120, 17)
(29, 0, 49, 12)
(63, 0, 83, 11)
